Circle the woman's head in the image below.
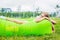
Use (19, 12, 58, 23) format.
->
(41, 12, 49, 17)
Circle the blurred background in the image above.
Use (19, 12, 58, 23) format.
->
(0, 0, 60, 40)
(0, 0, 60, 18)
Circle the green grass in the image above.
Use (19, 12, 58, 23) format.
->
(0, 17, 60, 40)
(0, 18, 52, 36)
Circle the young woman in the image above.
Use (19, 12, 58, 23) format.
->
(0, 12, 56, 32)
(34, 12, 56, 32)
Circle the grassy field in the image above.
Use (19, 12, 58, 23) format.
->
(0, 17, 60, 40)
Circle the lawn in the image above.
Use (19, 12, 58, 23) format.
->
(0, 17, 60, 40)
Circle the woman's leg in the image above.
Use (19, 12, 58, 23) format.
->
(0, 16, 26, 24)
(52, 24, 55, 33)
(6, 18, 27, 24)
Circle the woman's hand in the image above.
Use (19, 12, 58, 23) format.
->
(44, 17, 56, 24)
(51, 20, 56, 25)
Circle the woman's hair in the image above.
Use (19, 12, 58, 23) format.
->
(42, 12, 50, 17)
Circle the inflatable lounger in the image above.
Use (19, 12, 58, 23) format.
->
(0, 19, 52, 36)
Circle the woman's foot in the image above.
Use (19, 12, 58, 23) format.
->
(0, 16, 6, 19)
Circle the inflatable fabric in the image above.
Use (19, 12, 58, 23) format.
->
(0, 19, 52, 36)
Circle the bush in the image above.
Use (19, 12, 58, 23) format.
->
(0, 11, 41, 18)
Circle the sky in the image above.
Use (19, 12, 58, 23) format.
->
(0, 0, 60, 12)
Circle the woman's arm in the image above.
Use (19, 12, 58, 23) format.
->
(44, 17, 56, 24)
(35, 17, 49, 23)
(49, 18, 56, 25)
(6, 18, 24, 24)
(35, 16, 56, 24)
(42, 17, 56, 25)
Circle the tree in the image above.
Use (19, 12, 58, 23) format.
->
(55, 4, 60, 17)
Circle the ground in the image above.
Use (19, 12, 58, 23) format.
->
(0, 17, 60, 40)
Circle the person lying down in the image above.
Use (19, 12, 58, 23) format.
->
(0, 12, 56, 32)
(34, 12, 56, 32)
